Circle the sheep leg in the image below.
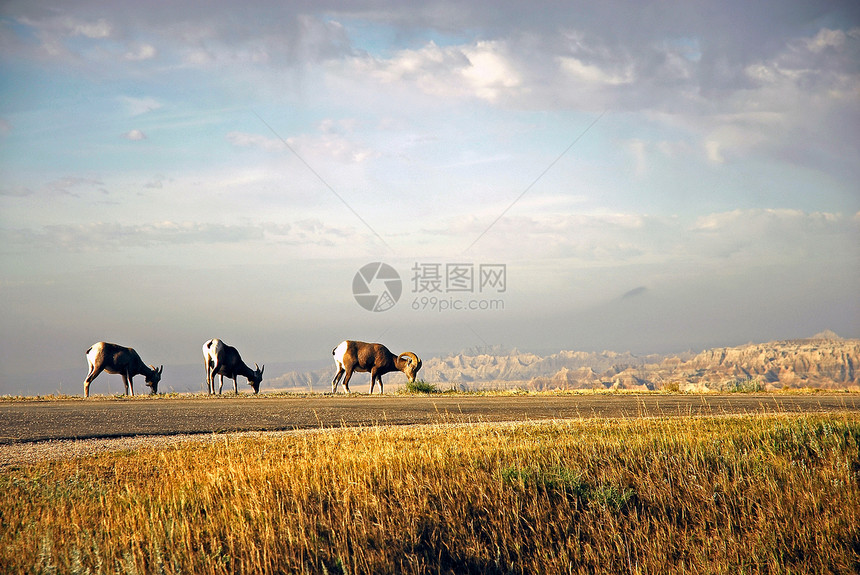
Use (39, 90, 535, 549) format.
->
(341, 368, 355, 393)
(83, 365, 104, 398)
(204, 359, 212, 394)
(370, 368, 380, 394)
(373, 373, 383, 395)
(331, 366, 345, 393)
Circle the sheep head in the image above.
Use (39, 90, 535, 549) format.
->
(398, 352, 422, 383)
(248, 363, 264, 394)
(145, 365, 163, 394)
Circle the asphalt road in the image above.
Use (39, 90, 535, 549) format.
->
(1, 393, 858, 444)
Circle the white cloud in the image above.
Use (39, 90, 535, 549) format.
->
(341, 20, 858, 178)
(125, 43, 157, 61)
(460, 41, 522, 101)
(68, 17, 112, 39)
(227, 127, 378, 163)
(704, 140, 724, 164)
(122, 129, 146, 140)
(353, 40, 522, 103)
(688, 27, 860, 171)
(692, 208, 845, 234)
(558, 56, 633, 86)
(296, 133, 378, 163)
(804, 28, 848, 53)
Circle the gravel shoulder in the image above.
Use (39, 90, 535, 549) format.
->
(2, 393, 858, 467)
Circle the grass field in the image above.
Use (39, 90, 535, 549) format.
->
(2, 413, 858, 574)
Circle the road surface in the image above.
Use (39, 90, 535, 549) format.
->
(2, 393, 858, 444)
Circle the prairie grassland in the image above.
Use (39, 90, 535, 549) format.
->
(2, 414, 858, 574)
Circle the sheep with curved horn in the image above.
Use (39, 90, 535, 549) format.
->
(331, 340, 422, 394)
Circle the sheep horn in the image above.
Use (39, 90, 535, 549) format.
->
(399, 352, 420, 367)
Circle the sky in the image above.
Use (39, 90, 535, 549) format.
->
(1, 0, 858, 395)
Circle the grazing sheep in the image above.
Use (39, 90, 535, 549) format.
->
(203, 338, 264, 395)
(331, 340, 422, 394)
(84, 342, 163, 398)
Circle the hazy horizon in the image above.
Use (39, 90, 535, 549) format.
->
(1, 1, 858, 396)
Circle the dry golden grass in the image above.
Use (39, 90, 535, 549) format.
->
(2, 413, 858, 574)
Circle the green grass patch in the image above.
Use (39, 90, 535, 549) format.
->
(403, 379, 439, 394)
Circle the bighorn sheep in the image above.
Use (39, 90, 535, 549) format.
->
(331, 340, 422, 394)
(84, 342, 163, 398)
(203, 338, 264, 395)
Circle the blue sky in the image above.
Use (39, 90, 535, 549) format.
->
(1, 0, 858, 394)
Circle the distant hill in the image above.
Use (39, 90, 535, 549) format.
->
(266, 333, 859, 393)
(529, 336, 858, 392)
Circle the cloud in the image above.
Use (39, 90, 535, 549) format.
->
(439, 208, 858, 269)
(227, 127, 378, 163)
(167, 12, 351, 69)
(704, 140, 724, 164)
(265, 218, 358, 246)
(0, 220, 362, 253)
(122, 129, 146, 140)
(459, 41, 522, 101)
(689, 209, 858, 262)
(690, 26, 860, 171)
(10, 13, 114, 60)
(68, 17, 112, 39)
(558, 56, 633, 87)
(124, 43, 157, 61)
(334, 13, 859, 181)
(804, 27, 850, 53)
(350, 39, 526, 103)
